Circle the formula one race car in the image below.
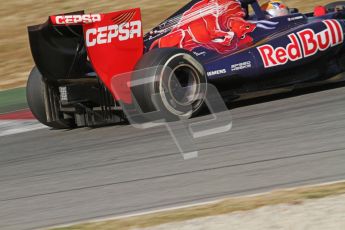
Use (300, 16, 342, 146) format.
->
(27, 0, 345, 128)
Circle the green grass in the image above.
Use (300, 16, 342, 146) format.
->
(0, 87, 27, 113)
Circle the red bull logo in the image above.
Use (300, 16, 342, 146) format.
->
(258, 20, 344, 68)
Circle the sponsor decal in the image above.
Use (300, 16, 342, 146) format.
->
(207, 69, 227, 77)
(193, 51, 207, 57)
(52, 14, 101, 25)
(148, 0, 256, 54)
(86, 21, 142, 47)
(231, 61, 252, 71)
(257, 20, 344, 68)
(287, 15, 304, 22)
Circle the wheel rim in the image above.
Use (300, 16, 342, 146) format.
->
(168, 64, 200, 106)
(159, 57, 206, 117)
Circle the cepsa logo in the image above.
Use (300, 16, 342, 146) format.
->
(257, 20, 344, 68)
(53, 14, 101, 25)
(86, 21, 142, 47)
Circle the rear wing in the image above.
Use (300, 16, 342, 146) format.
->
(28, 8, 144, 104)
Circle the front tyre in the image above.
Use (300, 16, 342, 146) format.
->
(132, 48, 207, 121)
(26, 67, 74, 129)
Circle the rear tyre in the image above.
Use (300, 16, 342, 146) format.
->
(132, 48, 207, 121)
(26, 67, 74, 129)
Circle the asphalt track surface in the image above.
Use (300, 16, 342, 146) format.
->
(1, 86, 345, 230)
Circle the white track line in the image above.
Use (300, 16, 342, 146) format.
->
(0, 108, 30, 115)
(0, 120, 47, 137)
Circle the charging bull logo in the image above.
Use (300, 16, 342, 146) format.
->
(258, 20, 344, 68)
(149, 0, 256, 54)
